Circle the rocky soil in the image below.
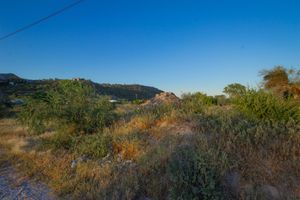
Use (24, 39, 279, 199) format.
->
(0, 151, 56, 200)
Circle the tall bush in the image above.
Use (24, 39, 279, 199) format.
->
(19, 80, 115, 135)
(234, 89, 300, 123)
(181, 92, 214, 114)
(168, 146, 223, 200)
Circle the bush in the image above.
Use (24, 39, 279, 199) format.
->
(168, 146, 223, 200)
(234, 89, 300, 123)
(47, 80, 116, 133)
(181, 92, 215, 114)
(214, 95, 228, 106)
(135, 104, 175, 121)
(74, 134, 111, 159)
(41, 132, 111, 159)
(18, 97, 50, 135)
(223, 83, 246, 98)
(19, 80, 116, 135)
(46, 131, 76, 150)
(132, 99, 144, 105)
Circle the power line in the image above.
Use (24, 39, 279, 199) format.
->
(0, 0, 86, 41)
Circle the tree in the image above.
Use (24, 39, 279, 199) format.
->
(260, 66, 300, 99)
(223, 83, 246, 98)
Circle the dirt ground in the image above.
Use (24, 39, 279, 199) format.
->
(0, 150, 56, 200)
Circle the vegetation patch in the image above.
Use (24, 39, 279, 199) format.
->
(1, 66, 300, 199)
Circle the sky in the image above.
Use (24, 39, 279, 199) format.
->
(0, 0, 300, 96)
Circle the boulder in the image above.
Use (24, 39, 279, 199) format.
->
(142, 92, 180, 106)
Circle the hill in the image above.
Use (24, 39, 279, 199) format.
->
(0, 73, 21, 81)
(0, 73, 163, 101)
(94, 83, 163, 100)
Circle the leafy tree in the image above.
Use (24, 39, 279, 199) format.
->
(260, 66, 300, 99)
(261, 66, 289, 89)
(223, 83, 246, 98)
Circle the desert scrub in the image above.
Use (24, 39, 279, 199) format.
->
(193, 107, 300, 198)
(18, 80, 116, 135)
(168, 145, 225, 200)
(136, 104, 175, 120)
(233, 89, 300, 123)
(181, 92, 215, 114)
(74, 134, 111, 159)
(18, 97, 51, 135)
(40, 132, 111, 159)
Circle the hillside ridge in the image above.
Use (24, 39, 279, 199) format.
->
(0, 73, 163, 100)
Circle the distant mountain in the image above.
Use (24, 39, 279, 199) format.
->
(0, 74, 163, 101)
(0, 73, 21, 81)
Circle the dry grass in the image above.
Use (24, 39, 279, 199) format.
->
(0, 103, 300, 199)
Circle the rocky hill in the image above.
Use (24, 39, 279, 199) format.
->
(0, 73, 163, 101)
(142, 92, 181, 106)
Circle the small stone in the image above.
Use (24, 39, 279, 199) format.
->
(70, 160, 77, 169)
(259, 185, 281, 200)
(77, 155, 89, 163)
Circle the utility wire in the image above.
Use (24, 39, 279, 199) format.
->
(0, 0, 86, 41)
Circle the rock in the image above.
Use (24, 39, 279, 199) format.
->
(142, 92, 180, 107)
(70, 160, 77, 169)
(116, 154, 123, 162)
(71, 155, 90, 168)
(77, 155, 89, 162)
(259, 185, 281, 200)
(10, 99, 25, 105)
(98, 153, 112, 166)
(116, 159, 137, 170)
(223, 171, 241, 196)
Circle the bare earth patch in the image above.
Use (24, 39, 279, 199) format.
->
(0, 151, 56, 200)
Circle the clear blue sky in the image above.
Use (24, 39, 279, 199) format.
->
(1, 0, 300, 95)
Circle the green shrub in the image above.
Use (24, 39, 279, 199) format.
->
(223, 83, 246, 98)
(40, 132, 111, 158)
(47, 131, 76, 150)
(234, 89, 300, 123)
(214, 95, 228, 106)
(47, 80, 116, 133)
(181, 92, 214, 114)
(136, 104, 175, 121)
(132, 99, 144, 105)
(74, 134, 111, 159)
(168, 146, 223, 200)
(19, 80, 116, 135)
(18, 97, 50, 135)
